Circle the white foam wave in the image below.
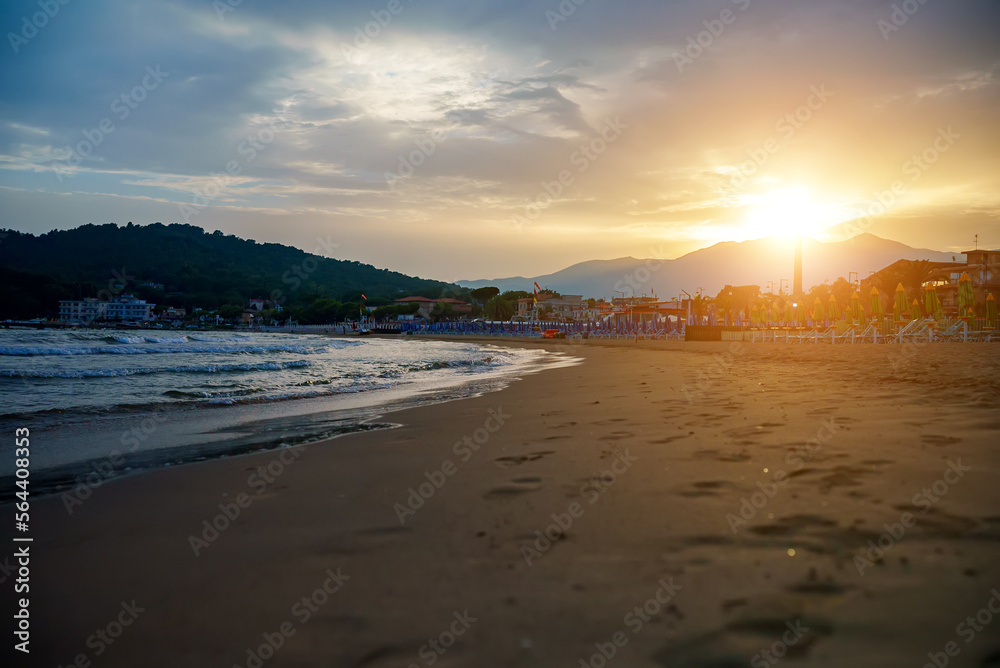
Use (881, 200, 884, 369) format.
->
(0, 343, 338, 356)
(1, 360, 313, 378)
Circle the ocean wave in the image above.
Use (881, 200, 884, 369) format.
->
(108, 335, 147, 344)
(0, 360, 313, 378)
(202, 381, 396, 405)
(187, 334, 252, 342)
(405, 356, 510, 373)
(162, 387, 267, 400)
(105, 334, 190, 344)
(0, 343, 341, 356)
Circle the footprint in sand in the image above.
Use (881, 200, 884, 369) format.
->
(747, 514, 838, 537)
(483, 476, 543, 499)
(693, 448, 753, 463)
(786, 580, 854, 596)
(599, 431, 635, 441)
(318, 526, 411, 556)
(494, 451, 555, 468)
(680, 480, 735, 498)
(651, 615, 833, 666)
(921, 434, 962, 447)
(648, 435, 687, 445)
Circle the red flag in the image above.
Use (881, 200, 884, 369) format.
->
(534, 282, 541, 293)
(361, 294, 367, 300)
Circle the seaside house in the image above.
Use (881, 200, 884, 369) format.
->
(544, 294, 585, 320)
(58, 297, 106, 325)
(103, 295, 155, 322)
(58, 294, 155, 324)
(514, 293, 585, 321)
(393, 296, 472, 319)
(516, 296, 536, 319)
(161, 306, 186, 320)
(938, 247, 1000, 312)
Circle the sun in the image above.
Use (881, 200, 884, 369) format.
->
(739, 186, 852, 240)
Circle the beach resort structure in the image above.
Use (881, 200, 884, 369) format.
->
(58, 294, 155, 325)
(393, 296, 472, 319)
(932, 247, 999, 313)
(865, 247, 999, 316)
(516, 294, 590, 320)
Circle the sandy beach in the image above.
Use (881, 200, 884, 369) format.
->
(20, 340, 1000, 667)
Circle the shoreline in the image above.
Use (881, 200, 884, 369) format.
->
(21, 341, 1000, 666)
(1, 337, 575, 499)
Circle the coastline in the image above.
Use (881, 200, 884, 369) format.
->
(0, 335, 571, 496)
(21, 341, 1000, 666)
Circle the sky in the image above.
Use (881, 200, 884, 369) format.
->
(1, 0, 998, 282)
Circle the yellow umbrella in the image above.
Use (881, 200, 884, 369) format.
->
(751, 304, 760, 325)
(850, 292, 862, 323)
(828, 294, 841, 320)
(894, 283, 909, 321)
(784, 301, 794, 325)
(987, 293, 997, 329)
(869, 287, 883, 321)
(924, 284, 943, 320)
(812, 297, 825, 325)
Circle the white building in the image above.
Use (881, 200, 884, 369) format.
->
(104, 295, 154, 322)
(58, 298, 105, 324)
(58, 294, 155, 324)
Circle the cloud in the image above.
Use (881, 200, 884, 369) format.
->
(1, 0, 999, 281)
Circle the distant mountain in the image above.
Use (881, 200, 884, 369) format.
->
(458, 234, 962, 299)
(0, 223, 455, 320)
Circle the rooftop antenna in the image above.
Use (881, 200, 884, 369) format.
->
(974, 234, 978, 250)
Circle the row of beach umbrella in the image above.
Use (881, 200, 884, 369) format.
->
(748, 279, 996, 327)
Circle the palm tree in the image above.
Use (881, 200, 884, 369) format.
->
(830, 277, 853, 311)
(898, 260, 936, 301)
(691, 294, 711, 321)
(873, 271, 900, 303)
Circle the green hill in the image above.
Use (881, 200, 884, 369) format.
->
(0, 223, 458, 322)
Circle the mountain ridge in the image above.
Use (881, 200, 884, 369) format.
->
(0, 222, 456, 320)
(458, 234, 963, 298)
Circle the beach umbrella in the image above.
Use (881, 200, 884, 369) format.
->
(784, 301, 794, 325)
(850, 292, 862, 323)
(795, 300, 807, 326)
(987, 293, 997, 327)
(894, 283, 909, 321)
(924, 284, 943, 320)
(958, 272, 975, 315)
(828, 295, 841, 321)
(751, 304, 760, 325)
(813, 297, 825, 326)
(869, 287, 883, 321)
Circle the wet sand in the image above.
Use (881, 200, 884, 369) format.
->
(20, 341, 1000, 667)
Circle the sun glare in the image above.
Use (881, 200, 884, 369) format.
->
(739, 186, 853, 241)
